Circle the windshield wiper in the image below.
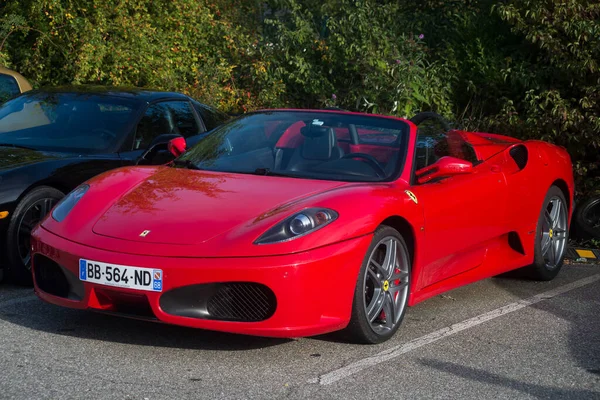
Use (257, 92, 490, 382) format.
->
(253, 168, 296, 178)
(172, 159, 201, 170)
(0, 143, 38, 151)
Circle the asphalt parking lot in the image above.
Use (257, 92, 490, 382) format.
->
(0, 263, 598, 400)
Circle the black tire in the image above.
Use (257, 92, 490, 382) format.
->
(573, 195, 600, 240)
(526, 185, 569, 281)
(344, 226, 411, 344)
(6, 186, 64, 286)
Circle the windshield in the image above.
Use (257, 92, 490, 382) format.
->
(0, 92, 143, 153)
(177, 111, 410, 182)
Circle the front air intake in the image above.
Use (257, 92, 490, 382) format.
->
(207, 283, 276, 322)
(159, 282, 277, 322)
(33, 254, 84, 300)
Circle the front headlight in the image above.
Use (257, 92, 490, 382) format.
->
(254, 208, 338, 244)
(52, 184, 90, 222)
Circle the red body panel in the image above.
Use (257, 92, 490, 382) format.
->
(32, 227, 373, 337)
(31, 110, 575, 338)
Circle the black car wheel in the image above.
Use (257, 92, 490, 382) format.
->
(6, 186, 64, 286)
(573, 195, 600, 240)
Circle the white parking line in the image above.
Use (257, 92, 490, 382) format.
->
(0, 295, 38, 308)
(313, 273, 600, 385)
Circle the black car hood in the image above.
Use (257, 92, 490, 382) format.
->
(0, 146, 64, 170)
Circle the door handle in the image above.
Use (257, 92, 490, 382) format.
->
(490, 165, 502, 173)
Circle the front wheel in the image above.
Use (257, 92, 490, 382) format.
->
(6, 186, 64, 286)
(344, 226, 411, 344)
(526, 185, 569, 281)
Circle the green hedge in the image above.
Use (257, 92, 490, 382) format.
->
(1, 0, 598, 194)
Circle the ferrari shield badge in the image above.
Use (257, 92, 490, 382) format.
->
(139, 230, 151, 237)
(405, 190, 418, 204)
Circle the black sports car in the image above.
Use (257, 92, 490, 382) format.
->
(0, 86, 228, 285)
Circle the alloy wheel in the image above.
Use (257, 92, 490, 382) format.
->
(363, 236, 410, 334)
(540, 196, 568, 269)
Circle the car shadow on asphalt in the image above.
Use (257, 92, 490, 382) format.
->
(417, 358, 599, 399)
(0, 293, 292, 351)
(491, 264, 600, 383)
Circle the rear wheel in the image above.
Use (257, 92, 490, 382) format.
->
(344, 226, 411, 344)
(526, 185, 569, 281)
(6, 186, 64, 286)
(573, 195, 600, 240)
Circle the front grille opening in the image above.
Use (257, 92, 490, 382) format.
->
(207, 283, 276, 322)
(93, 288, 156, 319)
(33, 254, 71, 298)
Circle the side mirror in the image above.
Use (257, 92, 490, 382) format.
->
(416, 156, 473, 184)
(138, 134, 184, 164)
(167, 136, 187, 157)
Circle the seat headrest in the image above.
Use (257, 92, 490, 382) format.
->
(300, 125, 331, 138)
(300, 126, 339, 160)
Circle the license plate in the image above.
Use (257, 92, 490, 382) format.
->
(79, 259, 163, 292)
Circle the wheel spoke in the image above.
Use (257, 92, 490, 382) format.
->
(19, 221, 35, 235)
(390, 280, 409, 290)
(550, 200, 561, 228)
(367, 290, 385, 322)
(367, 267, 381, 287)
(391, 270, 409, 281)
(554, 229, 567, 239)
(22, 253, 31, 269)
(370, 259, 387, 278)
(381, 239, 397, 279)
(541, 233, 552, 256)
(548, 240, 557, 265)
(39, 198, 53, 217)
(382, 292, 396, 329)
(544, 210, 553, 229)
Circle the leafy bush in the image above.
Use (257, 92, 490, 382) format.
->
(1, 0, 598, 194)
(0, 0, 283, 111)
(260, 0, 454, 117)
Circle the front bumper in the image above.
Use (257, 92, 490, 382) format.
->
(31, 226, 372, 338)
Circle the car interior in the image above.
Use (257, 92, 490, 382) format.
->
(188, 114, 409, 181)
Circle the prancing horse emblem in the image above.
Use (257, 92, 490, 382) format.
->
(139, 230, 151, 237)
(404, 190, 418, 204)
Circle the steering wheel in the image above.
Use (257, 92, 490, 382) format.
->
(341, 153, 386, 177)
(91, 128, 117, 142)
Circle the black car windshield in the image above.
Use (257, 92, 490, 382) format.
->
(0, 92, 143, 153)
(176, 111, 410, 182)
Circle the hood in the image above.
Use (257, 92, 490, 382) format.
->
(92, 168, 346, 245)
(0, 146, 61, 170)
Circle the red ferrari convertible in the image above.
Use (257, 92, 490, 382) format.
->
(31, 110, 574, 344)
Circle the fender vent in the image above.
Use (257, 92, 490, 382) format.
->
(509, 145, 528, 170)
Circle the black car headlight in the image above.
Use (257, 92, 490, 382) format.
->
(52, 184, 90, 222)
(254, 208, 338, 244)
